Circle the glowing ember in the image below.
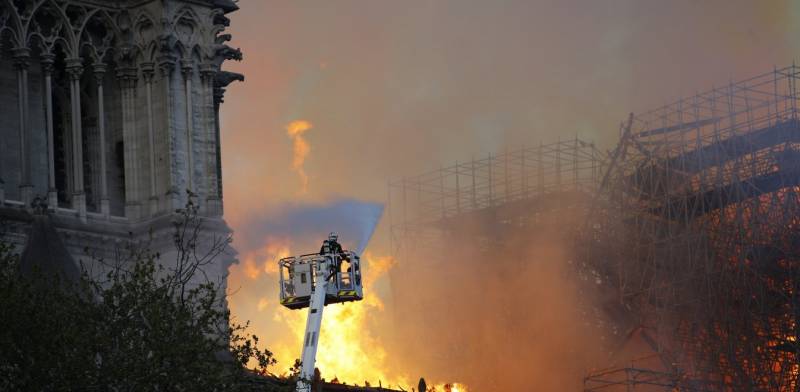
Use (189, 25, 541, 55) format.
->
(440, 383, 468, 392)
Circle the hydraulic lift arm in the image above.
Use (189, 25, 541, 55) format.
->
(296, 258, 331, 392)
(279, 251, 362, 392)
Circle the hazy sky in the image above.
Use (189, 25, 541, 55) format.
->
(219, 0, 800, 385)
(221, 0, 799, 223)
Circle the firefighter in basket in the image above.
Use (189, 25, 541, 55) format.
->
(320, 232, 348, 281)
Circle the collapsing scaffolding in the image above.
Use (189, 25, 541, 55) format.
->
(584, 355, 688, 391)
(388, 138, 603, 258)
(583, 65, 800, 390)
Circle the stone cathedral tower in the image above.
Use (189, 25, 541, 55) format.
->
(0, 0, 243, 285)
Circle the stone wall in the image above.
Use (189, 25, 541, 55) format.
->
(0, 0, 243, 293)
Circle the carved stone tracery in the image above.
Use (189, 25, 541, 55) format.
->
(0, 0, 242, 220)
(0, 0, 242, 304)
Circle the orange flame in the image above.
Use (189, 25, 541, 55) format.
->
(286, 120, 313, 194)
(439, 383, 469, 392)
(257, 297, 270, 311)
(239, 237, 292, 280)
(236, 246, 467, 390)
(272, 252, 408, 386)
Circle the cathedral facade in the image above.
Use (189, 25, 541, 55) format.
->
(0, 0, 242, 284)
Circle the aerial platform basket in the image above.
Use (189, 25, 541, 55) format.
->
(278, 251, 364, 310)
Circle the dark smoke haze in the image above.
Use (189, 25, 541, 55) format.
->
(220, 0, 800, 388)
(386, 204, 610, 390)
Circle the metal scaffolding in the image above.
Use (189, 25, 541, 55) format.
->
(388, 138, 603, 259)
(387, 64, 800, 391)
(584, 355, 690, 392)
(583, 65, 800, 390)
(386, 138, 607, 390)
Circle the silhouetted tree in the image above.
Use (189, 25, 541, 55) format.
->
(0, 198, 293, 390)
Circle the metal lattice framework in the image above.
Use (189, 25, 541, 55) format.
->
(388, 65, 800, 391)
(386, 139, 607, 390)
(584, 65, 800, 390)
(584, 355, 690, 392)
(388, 138, 603, 258)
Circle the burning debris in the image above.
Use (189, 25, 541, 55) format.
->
(582, 65, 800, 390)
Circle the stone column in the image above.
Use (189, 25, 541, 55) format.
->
(212, 81, 227, 215)
(158, 55, 180, 210)
(117, 67, 140, 220)
(200, 64, 219, 216)
(182, 60, 194, 193)
(13, 48, 32, 206)
(42, 54, 58, 210)
(93, 63, 110, 217)
(142, 62, 158, 216)
(0, 152, 3, 204)
(66, 58, 86, 221)
(211, 71, 243, 217)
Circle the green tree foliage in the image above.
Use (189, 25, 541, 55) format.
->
(0, 200, 293, 391)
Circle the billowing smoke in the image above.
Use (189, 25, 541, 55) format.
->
(383, 203, 612, 390)
(228, 194, 612, 389)
(236, 199, 383, 256)
(220, 2, 800, 388)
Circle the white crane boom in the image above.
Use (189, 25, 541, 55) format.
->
(278, 251, 364, 392)
(296, 257, 330, 392)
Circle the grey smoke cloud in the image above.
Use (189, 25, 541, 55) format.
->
(221, 0, 800, 385)
(237, 199, 384, 256)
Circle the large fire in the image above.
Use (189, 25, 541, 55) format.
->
(272, 252, 400, 385)
(240, 237, 291, 280)
(233, 241, 467, 390)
